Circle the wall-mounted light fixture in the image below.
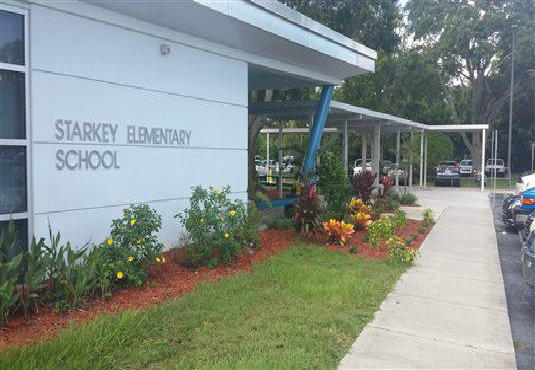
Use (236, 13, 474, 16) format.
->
(160, 43, 170, 55)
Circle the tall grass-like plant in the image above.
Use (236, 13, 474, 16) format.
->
(292, 183, 323, 235)
(20, 237, 47, 315)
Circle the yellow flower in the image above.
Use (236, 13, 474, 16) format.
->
(107, 237, 113, 246)
(130, 218, 137, 226)
(220, 216, 225, 221)
(136, 238, 141, 245)
(128, 256, 134, 262)
(229, 210, 236, 217)
(162, 256, 166, 263)
(200, 218, 204, 223)
(215, 188, 221, 194)
(224, 231, 230, 238)
(156, 257, 161, 263)
(116, 271, 124, 279)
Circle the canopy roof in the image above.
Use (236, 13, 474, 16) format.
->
(251, 100, 488, 133)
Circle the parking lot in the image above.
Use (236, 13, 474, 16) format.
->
(491, 193, 535, 369)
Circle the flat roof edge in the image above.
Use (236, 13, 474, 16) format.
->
(247, 0, 377, 61)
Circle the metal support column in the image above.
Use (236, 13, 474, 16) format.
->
(302, 85, 335, 178)
(409, 131, 414, 188)
(266, 132, 270, 182)
(481, 128, 486, 192)
(362, 133, 367, 167)
(372, 125, 381, 187)
(343, 120, 348, 174)
(278, 121, 283, 198)
(419, 130, 424, 188)
(395, 129, 400, 189)
(423, 131, 428, 188)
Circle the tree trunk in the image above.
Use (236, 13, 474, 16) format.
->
(471, 131, 482, 171)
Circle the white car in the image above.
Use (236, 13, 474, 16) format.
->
(353, 159, 372, 176)
(485, 159, 506, 177)
(459, 159, 472, 176)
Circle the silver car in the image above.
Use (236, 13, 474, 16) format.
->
(459, 159, 472, 176)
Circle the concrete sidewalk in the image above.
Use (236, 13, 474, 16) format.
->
(338, 188, 517, 369)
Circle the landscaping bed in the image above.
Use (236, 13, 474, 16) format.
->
(323, 219, 431, 259)
(0, 245, 407, 370)
(0, 229, 296, 351)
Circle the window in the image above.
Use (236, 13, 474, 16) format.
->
(0, 10, 24, 66)
(0, 69, 26, 139)
(0, 6, 29, 250)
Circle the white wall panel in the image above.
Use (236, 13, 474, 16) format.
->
(34, 191, 247, 249)
(30, 5, 247, 106)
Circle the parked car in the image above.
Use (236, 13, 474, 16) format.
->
(520, 212, 535, 242)
(434, 160, 460, 187)
(505, 187, 535, 230)
(459, 159, 473, 176)
(485, 158, 506, 177)
(521, 230, 535, 287)
(381, 160, 393, 176)
(352, 159, 372, 176)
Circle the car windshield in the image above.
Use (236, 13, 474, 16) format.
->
(460, 160, 472, 166)
(487, 159, 504, 166)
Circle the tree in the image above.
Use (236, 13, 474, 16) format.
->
(405, 0, 534, 171)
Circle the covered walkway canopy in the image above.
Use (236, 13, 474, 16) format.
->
(251, 100, 489, 191)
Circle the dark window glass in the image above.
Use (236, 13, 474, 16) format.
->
(0, 10, 24, 65)
(0, 69, 25, 139)
(0, 218, 27, 256)
(0, 146, 27, 214)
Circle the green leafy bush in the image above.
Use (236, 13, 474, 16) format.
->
(368, 215, 395, 248)
(393, 209, 406, 230)
(400, 192, 417, 205)
(318, 151, 352, 218)
(20, 237, 47, 315)
(0, 221, 23, 327)
(387, 236, 419, 265)
(268, 218, 293, 230)
(176, 186, 258, 268)
(422, 208, 435, 227)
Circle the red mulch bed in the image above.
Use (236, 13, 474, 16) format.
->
(0, 229, 296, 351)
(322, 219, 431, 259)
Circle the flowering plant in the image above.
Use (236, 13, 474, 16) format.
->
(386, 236, 419, 265)
(347, 198, 371, 230)
(176, 186, 258, 267)
(323, 219, 354, 247)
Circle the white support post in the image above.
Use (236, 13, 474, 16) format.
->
(481, 128, 486, 192)
(266, 132, 270, 182)
(372, 125, 381, 187)
(419, 130, 424, 188)
(424, 131, 428, 188)
(278, 121, 283, 198)
(343, 120, 348, 174)
(362, 133, 367, 166)
(409, 131, 414, 188)
(395, 129, 400, 189)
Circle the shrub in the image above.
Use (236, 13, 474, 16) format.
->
(393, 209, 406, 230)
(322, 219, 354, 247)
(352, 170, 376, 204)
(368, 215, 395, 248)
(292, 183, 323, 235)
(0, 221, 23, 327)
(110, 204, 163, 262)
(268, 218, 293, 230)
(347, 198, 371, 230)
(372, 178, 399, 215)
(387, 236, 419, 265)
(20, 237, 48, 315)
(387, 192, 401, 211)
(318, 151, 352, 218)
(405, 234, 416, 246)
(422, 208, 435, 227)
(176, 186, 257, 268)
(400, 192, 417, 205)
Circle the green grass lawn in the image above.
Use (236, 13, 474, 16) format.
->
(0, 245, 406, 370)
